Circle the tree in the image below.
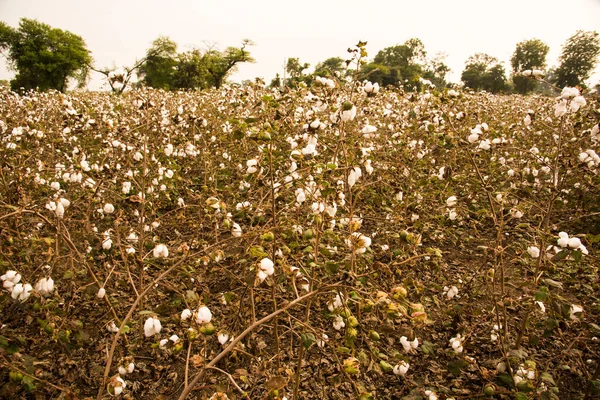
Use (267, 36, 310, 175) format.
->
(285, 57, 311, 87)
(138, 38, 254, 91)
(138, 36, 178, 90)
(370, 38, 427, 90)
(314, 57, 345, 77)
(423, 53, 450, 89)
(553, 30, 600, 88)
(0, 19, 91, 92)
(461, 53, 508, 93)
(510, 38, 550, 94)
(202, 39, 254, 88)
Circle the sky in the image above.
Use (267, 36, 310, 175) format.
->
(1, 0, 600, 90)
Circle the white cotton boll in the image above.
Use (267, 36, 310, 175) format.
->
(196, 306, 212, 324)
(144, 317, 161, 337)
(570, 96, 586, 112)
(55, 202, 65, 218)
(310, 119, 321, 129)
(561, 87, 580, 99)
(153, 243, 169, 258)
(97, 287, 106, 299)
(446, 196, 457, 207)
(411, 338, 419, 349)
(341, 106, 357, 122)
(400, 336, 412, 352)
(527, 246, 540, 258)
(295, 188, 306, 203)
(35, 277, 54, 296)
(232, 222, 242, 237)
(159, 339, 169, 348)
(364, 159, 374, 175)
(567, 237, 581, 249)
(218, 332, 229, 345)
(448, 209, 457, 220)
(557, 232, 569, 247)
(260, 258, 275, 276)
(468, 133, 479, 143)
(555, 99, 567, 118)
(133, 152, 143, 162)
(102, 238, 113, 250)
(103, 203, 115, 214)
(169, 334, 180, 343)
(524, 114, 531, 126)
(164, 143, 174, 156)
(478, 139, 491, 150)
(333, 315, 345, 330)
(393, 361, 410, 376)
(446, 286, 459, 299)
(11, 283, 24, 299)
(570, 304, 583, 320)
(181, 309, 192, 321)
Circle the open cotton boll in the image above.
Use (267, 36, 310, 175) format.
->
(11, 283, 32, 301)
(446, 196, 457, 207)
(1, 270, 21, 289)
(393, 361, 409, 376)
(218, 332, 229, 345)
(527, 246, 540, 258)
(35, 277, 54, 296)
(153, 243, 169, 258)
(103, 203, 115, 214)
(143, 316, 162, 337)
(195, 305, 212, 324)
(181, 309, 192, 321)
(557, 232, 569, 247)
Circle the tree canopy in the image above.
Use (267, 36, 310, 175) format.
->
(510, 38, 549, 94)
(137, 38, 254, 91)
(461, 53, 508, 93)
(552, 30, 600, 88)
(0, 18, 92, 92)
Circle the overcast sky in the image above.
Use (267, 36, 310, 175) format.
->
(1, 0, 600, 90)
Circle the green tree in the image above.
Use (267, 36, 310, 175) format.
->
(285, 57, 311, 87)
(0, 19, 91, 92)
(202, 39, 254, 88)
(314, 57, 345, 77)
(359, 63, 400, 87)
(371, 38, 426, 90)
(138, 36, 178, 90)
(461, 53, 508, 93)
(138, 38, 253, 90)
(510, 38, 550, 94)
(423, 53, 450, 89)
(553, 30, 600, 88)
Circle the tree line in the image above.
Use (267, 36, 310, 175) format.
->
(0, 18, 598, 94)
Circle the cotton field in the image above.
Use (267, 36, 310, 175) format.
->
(0, 79, 599, 399)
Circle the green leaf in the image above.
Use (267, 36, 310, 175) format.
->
(535, 286, 548, 301)
(551, 250, 569, 262)
(300, 332, 316, 349)
(572, 250, 582, 262)
(540, 372, 556, 385)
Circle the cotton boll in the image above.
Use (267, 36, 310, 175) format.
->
(144, 316, 162, 337)
(393, 361, 410, 376)
(195, 306, 212, 324)
(181, 309, 192, 321)
(35, 277, 54, 296)
(567, 237, 581, 249)
(153, 243, 169, 258)
(446, 196, 457, 207)
(97, 287, 106, 299)
(527, 246, 540, 258)
(103, 203, 115, 214)
(218, 332, 229, 345)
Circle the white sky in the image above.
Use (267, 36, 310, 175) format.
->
(1, 0, 599, 90)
